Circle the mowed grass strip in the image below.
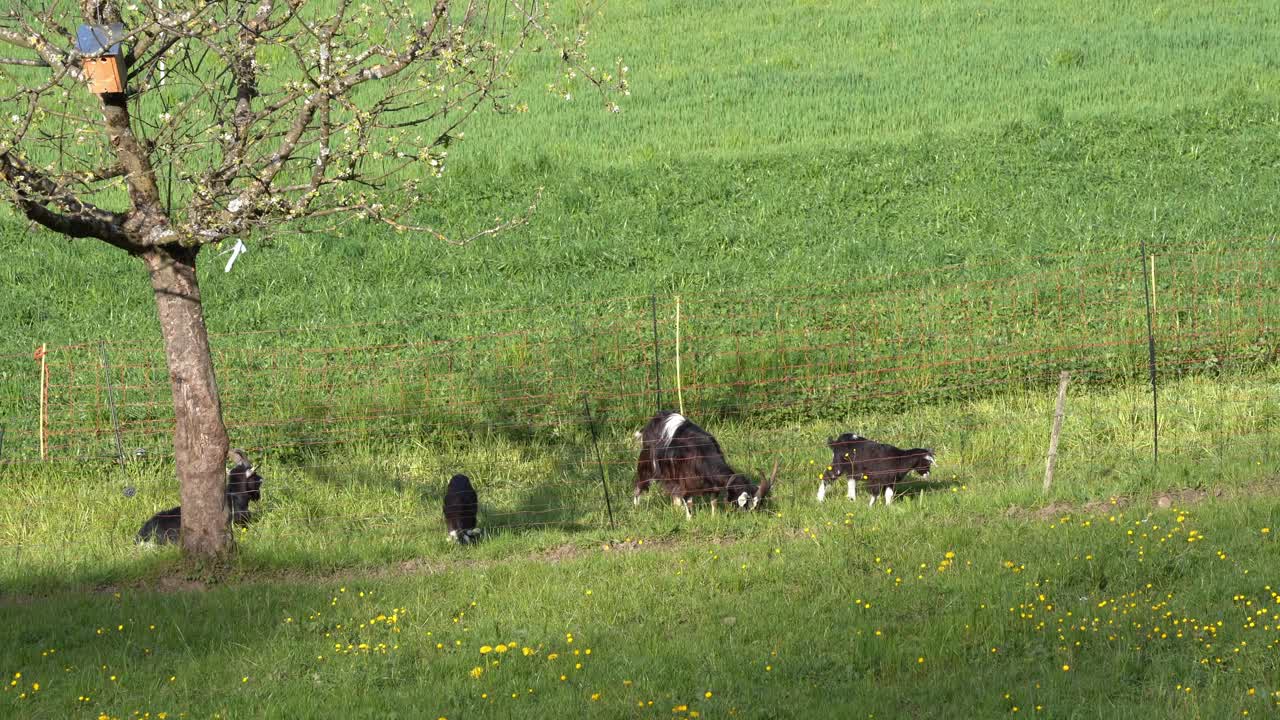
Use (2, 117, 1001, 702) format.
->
(3, 491, 1280, 719)
(2, 368, 1276, 594)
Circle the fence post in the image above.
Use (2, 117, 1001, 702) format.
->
(650, 293, 663, 412)
(1139, 238, 1159, 466)
(582, 395, 615, 529)
(1043, 371, 1071, 494)
(100, 341, 127, 472)
(675, 294, 684, 415)
(36, 343, 47, 460)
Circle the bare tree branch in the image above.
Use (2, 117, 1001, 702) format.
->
(0, 150, 133, 249)
(0, 56, 48, 67)
(3, 0, 625, 248)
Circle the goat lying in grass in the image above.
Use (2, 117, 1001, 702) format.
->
(633, 410, 773, 517)
(136, 449, 264, 545)
(816, 433, 933, 506)
(443, 473, 481, 544)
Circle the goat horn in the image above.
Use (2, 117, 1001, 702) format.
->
(756, 457, 780, 498)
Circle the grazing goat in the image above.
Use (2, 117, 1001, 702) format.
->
(816, 433, 933, 506)
(136, 449, 264, 545)
(632, 410, 773, 517)
(443, 473, 481, 544)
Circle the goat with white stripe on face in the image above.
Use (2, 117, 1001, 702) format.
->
(632, 410, 773, 518)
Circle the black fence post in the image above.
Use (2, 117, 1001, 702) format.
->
(650, 293, 663, 412)
(582, 395, 615, 529)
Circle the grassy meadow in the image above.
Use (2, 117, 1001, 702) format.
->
(2, 0, 1280, 717)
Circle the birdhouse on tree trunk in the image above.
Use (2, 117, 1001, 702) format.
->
(76, 23, 127, 94)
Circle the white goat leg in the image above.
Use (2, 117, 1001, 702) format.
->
(885, 486, 895, 506)
(847, 478, 857, 501)
(817, 482, 827, 503)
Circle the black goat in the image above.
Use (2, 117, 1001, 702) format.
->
(816, 433, 933, 506)
(443, 473, 481, 544)
(136, 449, 264, 545)
(632, 410, 773, 517)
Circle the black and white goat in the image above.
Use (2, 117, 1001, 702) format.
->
(632, 410, 773, 517)
(443, 473, 481, 544)
(816, 433, 933, 506)
(136, 448, 264, 545)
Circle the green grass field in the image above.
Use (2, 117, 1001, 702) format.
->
(2, 0, 1280, 717)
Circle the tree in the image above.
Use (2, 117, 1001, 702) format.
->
(0, 0, 625, 557)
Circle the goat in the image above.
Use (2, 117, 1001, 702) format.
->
(136, 448, 264, 545)
(816, 433, 933, 506)
(632, 410, 773, 517)
(443, 473, 481, 544)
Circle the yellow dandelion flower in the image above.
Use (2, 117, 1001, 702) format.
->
(480, 645, 492, 654)
(469, 667, 483, 679)
(1062, 665, 1070, 672)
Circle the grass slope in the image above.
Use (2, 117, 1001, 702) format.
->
(0, 1, 1278, 358)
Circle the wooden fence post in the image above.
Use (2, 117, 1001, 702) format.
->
(1043, 371, 1071, 494)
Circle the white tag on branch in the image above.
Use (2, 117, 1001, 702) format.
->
(220, 239, 247, 273)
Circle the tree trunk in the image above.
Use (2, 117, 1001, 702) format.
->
(142, 244, 231, 557)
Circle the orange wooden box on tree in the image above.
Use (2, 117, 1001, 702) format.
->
(76, 23, 126, 94)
